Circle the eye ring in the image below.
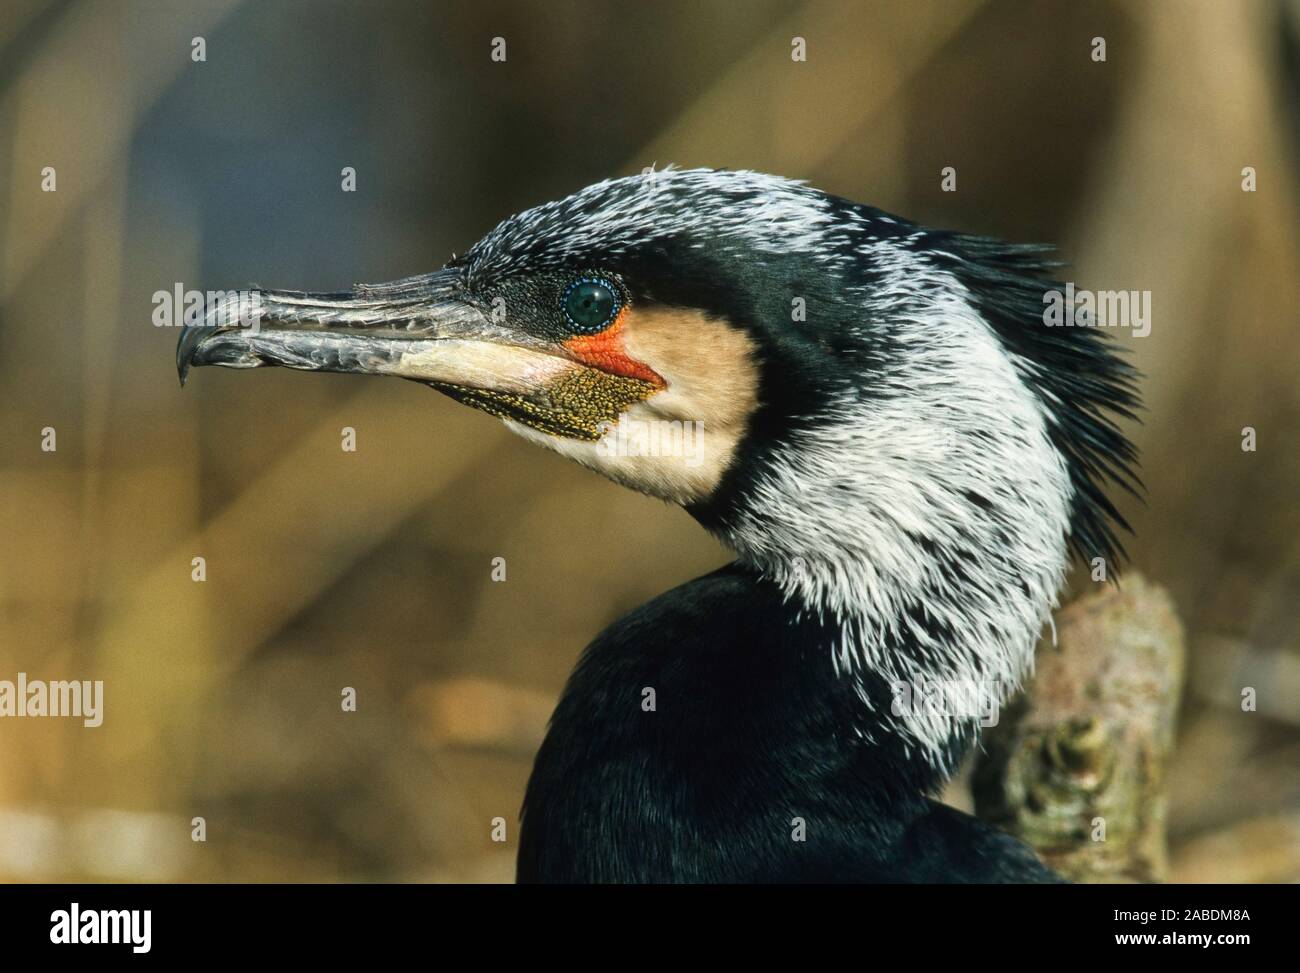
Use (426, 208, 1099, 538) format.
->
(561, 276, 622, 334)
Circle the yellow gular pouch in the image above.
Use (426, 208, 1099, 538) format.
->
(430, 368, 662, 441)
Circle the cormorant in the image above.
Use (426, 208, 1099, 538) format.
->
(177, 168, 1139, 883)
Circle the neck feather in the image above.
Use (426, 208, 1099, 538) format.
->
(722, 279, 1074, 770)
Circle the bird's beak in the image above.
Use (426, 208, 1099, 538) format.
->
(177, 269, 661, 441)
(179, 269, 564, 388)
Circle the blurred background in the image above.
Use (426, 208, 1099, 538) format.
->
(0, 0, 1297, 882)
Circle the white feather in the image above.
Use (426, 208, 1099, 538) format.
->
(726, 239, 1073, 765)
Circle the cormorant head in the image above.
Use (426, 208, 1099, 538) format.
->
(179, 168, 1139, 766)
(179, 168, 829, 506)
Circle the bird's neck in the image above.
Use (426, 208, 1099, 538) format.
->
(699, 293, 1076, 774)
(520, 564, 953, 881)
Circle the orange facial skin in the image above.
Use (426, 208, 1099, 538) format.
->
(561, 307, 665, 388)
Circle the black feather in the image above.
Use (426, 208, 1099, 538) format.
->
(926, 234, 1143, 568)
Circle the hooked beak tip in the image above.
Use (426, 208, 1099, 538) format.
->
(176, 323, 203, 386)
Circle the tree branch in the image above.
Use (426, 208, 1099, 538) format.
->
(973, 572, 1186, 882)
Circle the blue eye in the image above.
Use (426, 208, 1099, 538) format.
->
(562, 277, 621, 333)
